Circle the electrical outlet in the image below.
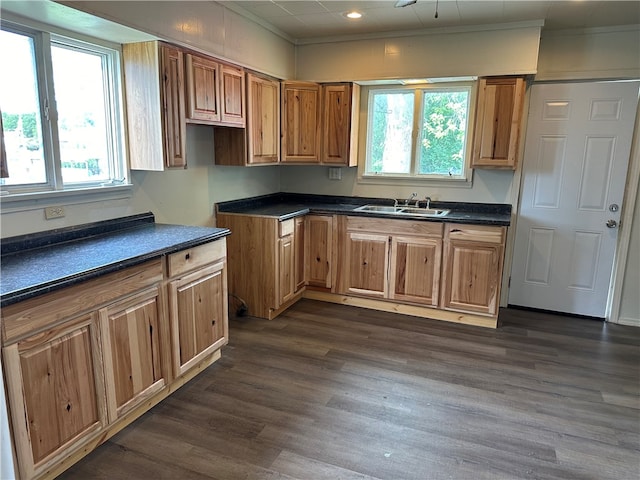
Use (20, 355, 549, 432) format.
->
(45, 206, 65, 220)
(328, 167, 342, 180)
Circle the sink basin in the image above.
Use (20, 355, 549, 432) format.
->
(354, 205, 404, 213)
(397, 207, 450, 217)
(354, 204, 450, 217)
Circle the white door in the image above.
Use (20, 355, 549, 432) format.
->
(510, 81, 639, 318)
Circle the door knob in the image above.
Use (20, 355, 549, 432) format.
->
(606, 219, 618, 228)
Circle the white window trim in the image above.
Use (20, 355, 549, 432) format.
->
(357, 81, 477, 188)
(0, 20, 130, 202)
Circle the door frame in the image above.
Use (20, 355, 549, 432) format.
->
(502, 79, 640, 323)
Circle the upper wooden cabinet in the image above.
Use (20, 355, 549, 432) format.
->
(220, 64, 246, 127)
(280, 82, 360, 166)
(185, 53, 221, 124)
(321, 83, 360, 166)
(471, 76, 526, 170)
(214, 72, 280, 166)
(281, 81, 322, 163)
(123, 41, 187, 170)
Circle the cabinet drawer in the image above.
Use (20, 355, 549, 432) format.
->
(167, 238, 226, 278)
(445, 224, 506, 244)
(346, 216, 443, 237)
(279, 219, 295, 237)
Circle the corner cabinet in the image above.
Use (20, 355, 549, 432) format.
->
(123, 41, 187, 170)
(471, 76, 526, 169)
(305, 215, 334, 289)
(214, 73, 280, 165)
(440, 224, 506, 316)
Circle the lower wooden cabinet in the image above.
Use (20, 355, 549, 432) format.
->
(337, 216, 443, 306)
(440, 224, 506, 316)
(305, 215, 334, 289)
(294, 217, 306, 291)
(3, 314, 107, 479)
(167, 241, 228, 377)
(99, 286, 166, 422)
(389, 235, 442, 307)
(2, 237, 229, 480)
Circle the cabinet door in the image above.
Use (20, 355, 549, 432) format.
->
(169, 262, 228, 377)
(441, 239, 504, 316)
(294, 217, 306, 292)
(281, 81, 321, 163)
(247, 73, 280, 164)
(99, 287, 166, 423)
(278, 234, 295, 305)
(185, 53, 221, 123)
(343, 231, 389, 298)
(220, 64, 246, 127)
(472, 76, 525, 169)
(306, 215, 334, 289)
(3, 314, 106, 479)
(390, 236, 442, 307)
(160, 45, 187, 168)
(321, 83, 358, 166)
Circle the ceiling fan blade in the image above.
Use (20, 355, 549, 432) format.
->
(395, 0, 417, 7)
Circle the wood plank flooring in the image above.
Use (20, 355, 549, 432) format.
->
(59, 299, 640, 479)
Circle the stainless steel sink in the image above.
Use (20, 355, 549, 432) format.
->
(354, 204, 450, 217)
(397, 207, 450, 217)
(354, 205, 405, 213)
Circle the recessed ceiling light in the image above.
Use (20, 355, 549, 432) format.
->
(345, 11, 363, 19)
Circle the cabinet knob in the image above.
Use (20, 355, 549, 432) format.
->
(185, 253, 191, 260)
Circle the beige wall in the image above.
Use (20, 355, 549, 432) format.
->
(536, 26, 640, 81)
(295, 24, 541, 82)
(60, 0, 295, 79)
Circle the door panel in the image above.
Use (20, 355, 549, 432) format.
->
(510, 81, 639, 317)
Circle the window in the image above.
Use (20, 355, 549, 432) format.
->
(364, 82, 475, 182)
(0, 22, 127, 195)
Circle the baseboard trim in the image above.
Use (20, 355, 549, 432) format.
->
(617, 316, 640, 327)
(303, 291, 498, 328)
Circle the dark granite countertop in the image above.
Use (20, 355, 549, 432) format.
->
(0, 213, 230, 307)
(216, 193, 511, 226)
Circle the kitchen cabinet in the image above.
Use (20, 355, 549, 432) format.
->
(216, 214, 304, 319)
(220, 64, 246, 127)
(214, 72, 280, 165)
(281, 81, 321, 163)
(1, 261, 163, 480)
(167, 240, 229, 377)
(99, 286, 166, 422)
(305, 215, 334, 289)
(123, 41, 187, 170)
(471, 76, 526, 169)
(321, 83, 360, 166)
(185, 53, 221, 123)
(440, 224, 506, 316)
(337, 216, 443, 305)
(279, 82, 360, 166)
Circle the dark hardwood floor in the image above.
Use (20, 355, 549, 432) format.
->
(59, 299, 640, 480)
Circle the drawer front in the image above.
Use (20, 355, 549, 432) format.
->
(445, 224, 506, 245)
(167, 238, 227, 278)
(346, 216, 443, 237)
(279, 219, 295, 237)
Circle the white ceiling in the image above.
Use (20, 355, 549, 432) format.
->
(219, 0, 640, 43)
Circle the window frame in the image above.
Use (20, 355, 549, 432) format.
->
(0, 20, 129, 198)
(359, 80, 477, 187)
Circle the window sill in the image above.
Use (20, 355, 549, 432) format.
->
(357, 174, 473, 189)
(0, 184, 134, 213)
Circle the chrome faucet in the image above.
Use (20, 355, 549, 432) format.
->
(405, 192, 417, 206)
(424, 196, 432, 209)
